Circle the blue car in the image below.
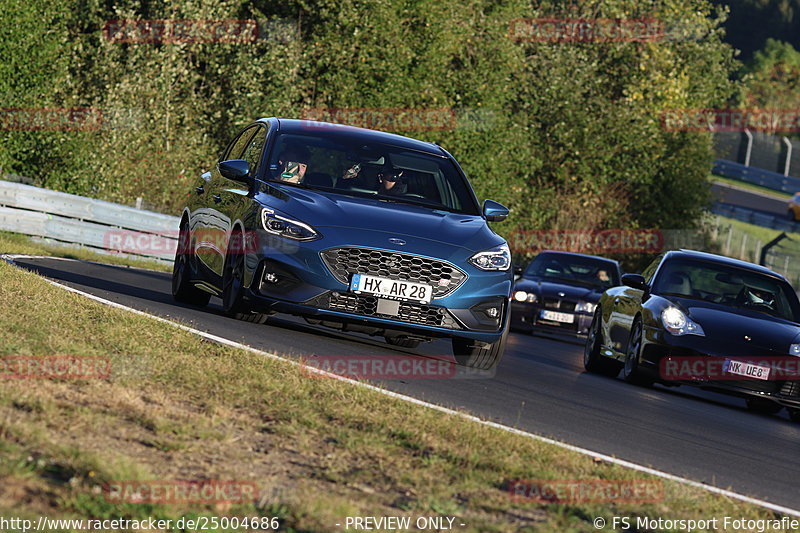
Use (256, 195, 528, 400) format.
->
(172, 118, 513, 369)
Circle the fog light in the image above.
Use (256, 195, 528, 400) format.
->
(486, 307, 499, 318)
(264, 272, 279, 283)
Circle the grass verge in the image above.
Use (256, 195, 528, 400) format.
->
(710, 174, 794, 201)
(0, 237, 797, 531)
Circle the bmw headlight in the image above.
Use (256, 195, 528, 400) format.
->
(513, 290, 537, 303)
(661, 306, 705, 336)
(261, 209, 320, 241)
(575, 302, 596, 314)
(469, 243, 511, 271)
(790, 344, 800, 356)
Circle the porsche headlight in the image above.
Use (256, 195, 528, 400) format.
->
(661, 306, 704, 336)
(513, 290, 537, 303)
(469, 243, 511, 271)
(261, 209, 320, 241)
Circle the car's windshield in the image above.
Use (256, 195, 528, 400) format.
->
(264, 132, 480, 215)
(523, 253, 620, 289)
(654, 258, 800, 322)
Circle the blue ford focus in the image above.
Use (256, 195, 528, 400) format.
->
(172, 118, 513, 369)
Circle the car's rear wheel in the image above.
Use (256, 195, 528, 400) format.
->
(746, 398, 782, 415)
(788, 209, 796, 222)
(622, 319, 653, 386)
(172, 222, 211, 306)
(222, 229, 270, 324)
(584, 308, 620, 377)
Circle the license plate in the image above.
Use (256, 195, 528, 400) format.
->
(350, 274, 432, 304)
(724, 359, 771, 380)
(540, 310, 574, 323)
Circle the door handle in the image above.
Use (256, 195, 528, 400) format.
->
(213, 194, 222, 204)
(195, 186, 204, 195)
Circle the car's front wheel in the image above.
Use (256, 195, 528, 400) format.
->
(452, 328, 507, 370)
(746, 397, 782, 415)
(222, 230, 270, 324)
(622, 319, 653, 386)
(584, 308, 620, 377)
(172, 222, 211, 307)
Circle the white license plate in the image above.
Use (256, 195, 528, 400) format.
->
(350, 274, 433, 304)
(724, 359, 771, 380)
(540, 310, 575, 323)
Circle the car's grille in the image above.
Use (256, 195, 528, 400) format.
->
(316, 291, 461, 329)
(320, 247, 466, 299)
(542, 297, 576, 312)
(780, 381, 800, 397)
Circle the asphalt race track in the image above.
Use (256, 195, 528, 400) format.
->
(711, 182, 792, 217)
(11, 256, 800, 511)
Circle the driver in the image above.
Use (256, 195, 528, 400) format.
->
(744, 286, 776, 308)
(377, 165, 407, 196)
(276, 146, 310, 184)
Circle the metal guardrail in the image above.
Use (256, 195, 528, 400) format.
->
(713, 159, 800, 195)
(0, 180, 179, 262)
(711, 201, 800, 233)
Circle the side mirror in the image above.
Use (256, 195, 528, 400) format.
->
(218, 159, 251, 184)
(483, 199, 509, 222)
(621, 273, 648, 291)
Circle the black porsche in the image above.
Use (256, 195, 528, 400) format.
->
(584, 249, 800, 419)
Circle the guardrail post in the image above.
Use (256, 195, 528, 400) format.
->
(759, 232, 787, 266)
(743, 129, 753, 167)
(783, 136, 793, 176)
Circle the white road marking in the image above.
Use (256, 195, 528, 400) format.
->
(4, 253, 800, 517)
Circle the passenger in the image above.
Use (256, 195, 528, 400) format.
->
(276, 146, 310, 184)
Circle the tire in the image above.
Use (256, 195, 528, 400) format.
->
(385, 336, 421, 349)
(452, 314, 508, 370)
(788, 209, 797, 222)
(622, 319, 653, 386)
(172, 222, 211, 307)
(789, 409, 800, 422)
(746, 398, 782, 415)
(583, 308, 620, 377)
(222, 229, 270, 323)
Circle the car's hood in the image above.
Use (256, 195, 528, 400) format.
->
(256, 184, 503, 253)
(674, 297, 800, 350)
(514, 277, 604, 302)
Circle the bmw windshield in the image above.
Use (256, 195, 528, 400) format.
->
(523, 253, 619, 289)
(264, 132, 480, 215)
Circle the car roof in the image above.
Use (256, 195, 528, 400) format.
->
(665, 249, 786, 279)
(260, 118, 447, 156)
(535, 250, 621, 267)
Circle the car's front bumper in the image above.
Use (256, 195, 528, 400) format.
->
(640, 325, 800, 408)
(242, 238, 512, 343)
(510, 301, 593, 336)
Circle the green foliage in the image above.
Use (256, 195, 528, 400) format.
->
(739, 38, 800, 109)
(1, 0, 737, 239)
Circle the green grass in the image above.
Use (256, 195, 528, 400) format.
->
(0, 232, 797, 531)
(710, 174, 795, 201)
(0, 230, 171, 272)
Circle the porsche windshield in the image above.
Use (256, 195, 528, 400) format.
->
(654, 259, 800, 322)
(264, 133, 480, 215)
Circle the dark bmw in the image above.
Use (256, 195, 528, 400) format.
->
(172, 118, 513, 369)
(511, 251, 621, 337)
(584, 249, 800, 419)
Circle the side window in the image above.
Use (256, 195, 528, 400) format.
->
(642, 254, 665, 284)
(225, 127, 257, 161)
(241, 127, 268, 176)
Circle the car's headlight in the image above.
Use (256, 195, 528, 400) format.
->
(469, 243, 511, 271)
(790, 344, 800, 356)
(575, 302, 596, 314)
(261, 209, 320, 241)
(661, 306, 705, 336)
(513, 290, 537, 303)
